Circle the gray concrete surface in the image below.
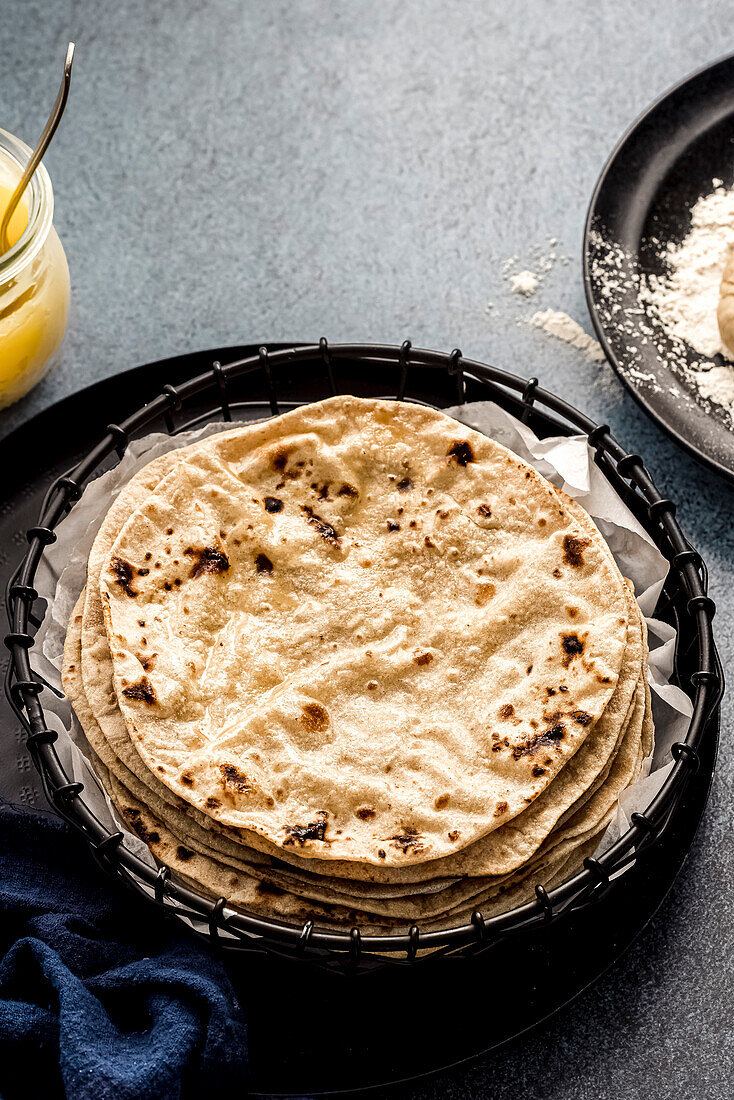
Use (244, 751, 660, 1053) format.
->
(1, 1, 732, 1096)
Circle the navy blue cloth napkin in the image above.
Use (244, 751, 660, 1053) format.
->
(0, 800, 248, 1100)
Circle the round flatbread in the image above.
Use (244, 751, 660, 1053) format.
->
(99, 396, 629, 865)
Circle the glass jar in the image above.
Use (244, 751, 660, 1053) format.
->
(0, 127, 70, 409)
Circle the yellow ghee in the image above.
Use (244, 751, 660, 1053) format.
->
(0, 151, 70, 409)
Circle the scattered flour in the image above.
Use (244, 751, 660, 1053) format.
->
(501, 242, 569, 304)
(509, 270, 539, 297)
(530, 309, 606, 362)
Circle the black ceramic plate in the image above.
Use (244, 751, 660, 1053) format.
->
(0, 348, 719, 1095)
(584, 52, 734, 484)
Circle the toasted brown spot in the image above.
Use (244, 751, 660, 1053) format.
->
(284, 812, 328, 846)
(255, 553, 273, 574)
(424, 535, 436, 549)
(596, 674, 612, 684)
(338, 483, 358, 497)
(180, 773, 194, 787)
(547, 688, 556, 696)
(144, 552, 152, 561)
(413, 652, 433, 666)
(111, 557, 137, 598)
(531, 765, 546, 777)
(499, 703, 514, 719)
(477, 503, 492, 518)
(475, 582, 495, 606)
(559, 685, 569, 693)
(271, 446, 291, 472)
(494, 801, 509, 817)
(166, 527, 174, 535)
(538, 518, 547, 527)
(434, 794, 450, 810)
(301, 702, 329, 733)
(140, 654, 156, 672)
(527, 665, 533, 674)
(356, 807, 376, 821)
(513, 722, 566, 759)
(205, 797, 221, 810)
(563, 534, 592, 569)
(552, 568, 562, 579)
(121, 677, 157, 705)
(447, 441, 474, 466)
(176, 845, 194, 862)
(378, 849, 386, 858)
(561, 633, 584, 667)
(263, 496, 283, 513)
(567, 607, 578, 619)
(163, 582, 172, 591)
(187, 546, 230, 579)
(397, 477, 413, 492)
(572, 710, 593, 726)
(121, 807, 160, 845)
(448, 829, 460, 842)
(301, 505, 340, 543)
(220, 763, 251, 793)
(389, 829, 425, 854)
(137, 619, 145, 627)
(387, 520, 400, 531)
(366, 680, 378, 690)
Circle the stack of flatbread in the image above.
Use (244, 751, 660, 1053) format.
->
(62, 396, 652, 932)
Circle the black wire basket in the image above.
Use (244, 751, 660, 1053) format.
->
(4, 341, 723, 973)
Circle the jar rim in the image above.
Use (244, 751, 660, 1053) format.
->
(0, 127, 54, 282)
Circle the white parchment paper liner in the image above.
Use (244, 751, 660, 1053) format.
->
(26, 401, 693, 914)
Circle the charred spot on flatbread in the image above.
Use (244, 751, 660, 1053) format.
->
(284, 811, 328, 846)
(561, 632, 584, 667)
(301, 505, 340, 544)
(186, 546, 230, 579)
(110, 557, 137, 598)
(447, 441, 474, 466)
(220, 763, 251, 793)
(121, 807, 160, 845)
(389, 828, 425, 854)
(121, 677, 157, 705)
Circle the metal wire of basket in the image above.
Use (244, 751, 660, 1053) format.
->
(3, 341, 723, 972)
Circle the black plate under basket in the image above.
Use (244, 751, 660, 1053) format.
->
(3, 342, 723, 1095)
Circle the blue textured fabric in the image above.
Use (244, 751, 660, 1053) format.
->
(0, 801, 248, 1100)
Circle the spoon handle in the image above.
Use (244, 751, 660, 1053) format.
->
(0, 42, 75, 255)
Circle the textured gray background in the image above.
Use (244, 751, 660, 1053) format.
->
(1, 1, 732, 1097)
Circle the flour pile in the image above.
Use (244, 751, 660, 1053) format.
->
(641, 178, 734, 361)
(589, 177, 734, 419)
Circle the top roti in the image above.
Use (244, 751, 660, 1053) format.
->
(100, 396, 629, 865)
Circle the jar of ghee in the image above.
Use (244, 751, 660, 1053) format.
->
(0, 127, 70, 409)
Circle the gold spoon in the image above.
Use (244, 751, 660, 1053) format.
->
(0, 41, 75, 255)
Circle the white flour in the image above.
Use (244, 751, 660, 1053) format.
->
(641, 178, 734, 361)
(509, 270, 539, 297)
(530, 309, 605, 361)
(589, 178, 734, 420)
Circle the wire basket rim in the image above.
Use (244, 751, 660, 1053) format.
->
(3, 340, 723, 965)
